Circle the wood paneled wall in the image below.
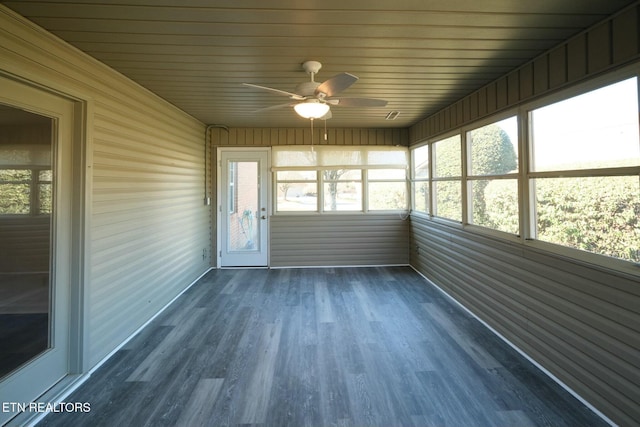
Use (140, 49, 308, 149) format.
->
(408, 4, 640, 426)
(409, 4, 640, 143)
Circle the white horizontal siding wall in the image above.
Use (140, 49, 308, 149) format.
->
(0, 6, 210, 368)
(89, 100, 209, 365)
(271, 214, 409, 267)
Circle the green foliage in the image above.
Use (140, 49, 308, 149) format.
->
(413, 182, 429, 213)
(0, 169, 32, 214)
(39, 183, 52, 214)
(435, 181, 462, 221)
(482, 179, 519, 234)
(469, 125, 518, 176)
(433, 136, 461, 177)
(369, 182, 406, 210)
(536, 176, 639, 263)
(469, 124, 518, 225)
(0, 169, 52, 215)
(0, 183, 31, 214)
(431, 137, 462, 220)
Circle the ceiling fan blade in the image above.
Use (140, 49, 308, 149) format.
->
(242, 83, 305, 100)
(252, 102, 295, 113)
(328, 97, 388, 107)
(315, 73, 358, 98)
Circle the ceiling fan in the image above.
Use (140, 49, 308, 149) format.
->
(242, 60, 388, 120)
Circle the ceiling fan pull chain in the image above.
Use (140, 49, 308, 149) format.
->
(324, 119, 328, 141)
(310, 118, 315, 152)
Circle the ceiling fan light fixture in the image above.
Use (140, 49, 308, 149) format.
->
(294, 101, 330, 119)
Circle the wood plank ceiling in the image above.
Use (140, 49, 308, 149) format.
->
(2, 0, 636, 128)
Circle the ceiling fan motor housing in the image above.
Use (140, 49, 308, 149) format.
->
(294, 81, 321, 97)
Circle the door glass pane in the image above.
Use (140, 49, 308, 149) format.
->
(0, 105, 53, 379)
(228, 160, 259, 252)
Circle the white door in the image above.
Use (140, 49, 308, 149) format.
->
(0, 76, 75, 425)
(219, 149, 269, 267)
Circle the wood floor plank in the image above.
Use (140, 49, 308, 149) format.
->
(37, 267, 610, 427)
(314, 281, 335, 324)
(126, 307, 207, 382)
(351, 280, 381, 322)
(422, 302, 503, 370)
(299, 291, 318, 346)
(267, 306, 321, 427)
(317, 322, 352, 425)
(496, 410, 537, 427)
(238, 322, 282, 424)
(204, 306, 253, 379)
(175, 378, 225, 427)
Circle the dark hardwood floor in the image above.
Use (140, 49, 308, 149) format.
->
(38, 267, 607, 427)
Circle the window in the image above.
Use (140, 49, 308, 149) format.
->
(0, 143, 52, 216)
(323, 169, 361, 211)
(276, 170, 317, 212)
(411, 145, 429, 214)
(368, 169, 407, 211)
(0, 169, 31, 214)
(529, 77, 640, 263)
(432, 135, 462, 221)
(409, 72, 640, 269)
(467, 116, 519, 234)
(273, 145, 408, 213)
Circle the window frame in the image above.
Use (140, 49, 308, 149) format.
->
(274, 170, 319, 213)
(409, 64, 640, 275)
(272, 145, 409, 215)
(321, 168, 363, 213)
(522, 71, 640, 271)
(0, 166, 52, 216)
(411, 143, 430, 216)
(431, 132, 463, 224)
(366, 168, 408, 212)
(464, 114, 520, 236)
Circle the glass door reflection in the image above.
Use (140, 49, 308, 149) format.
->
(227, 160, 259, 252)
(0, 105, 53, 379)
